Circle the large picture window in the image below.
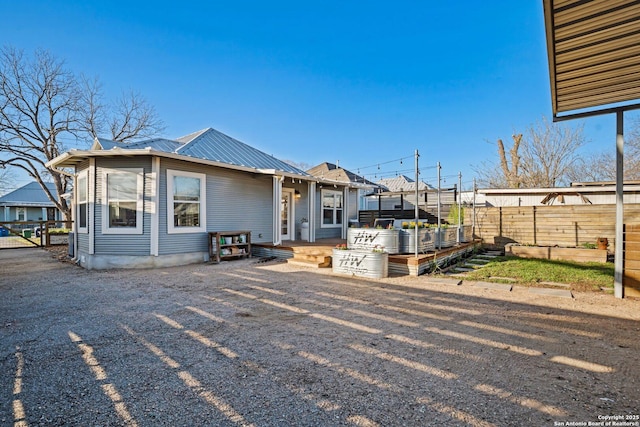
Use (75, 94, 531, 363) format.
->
(321, 189, 343, 228)
(167, 170, 206, 234)
(101, 168, 143, 234)
(77, 171, 88, 232)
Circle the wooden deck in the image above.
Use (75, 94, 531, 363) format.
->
(253, 239, 482, 276)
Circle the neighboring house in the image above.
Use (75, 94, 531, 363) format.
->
(306, 162, 379, 215)
(46, 127, 363, 269)
(477, 181, 640, 207)
(364, 175, 448, 211)
(0, 182, 62, 223)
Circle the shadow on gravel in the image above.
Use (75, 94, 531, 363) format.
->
(1, 249, 638, 426)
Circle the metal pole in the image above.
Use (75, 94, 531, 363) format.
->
(415, 150, 419, 258)
(437, 162, 441, 250)
(457, 171, 462, 244)
(615, 111, 624, 298)
(472, 178, 476, 241)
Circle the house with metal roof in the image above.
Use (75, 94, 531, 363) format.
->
(46, 127, 371, 269)
(0, 181, 62, 222)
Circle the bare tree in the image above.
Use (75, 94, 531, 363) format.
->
(0, 47, 164, 219)
(0, 167, 16, 196)
(474, 135, 522, 188)
(498, 134, 523, 188)
(519, 117, 585, 187)
(475, 117, 586, 188)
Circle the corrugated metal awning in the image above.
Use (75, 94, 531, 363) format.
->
(543, 0, 640, 119)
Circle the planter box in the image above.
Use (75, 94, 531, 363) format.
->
(347, 228, 400, 254)
(332, 249, 389, 279)
(435, 228, 458, 248)
(508, 246, 550, 259)
(508, 245, 607, 263)
(550, 247, 608, 263)
(399, 228, 435, 253)
(49, 233, 70, 245)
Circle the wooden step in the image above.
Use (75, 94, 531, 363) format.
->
(287, 253, 332, 268)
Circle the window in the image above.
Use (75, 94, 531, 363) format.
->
(77, 171, 88, 231)
(101, 168, 143, 234)
(16, 207, 25, 221)
(321, 189, 343, 227)
(167, 170, 206, 234)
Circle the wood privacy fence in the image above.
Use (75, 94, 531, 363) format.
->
(623, 224, 640, 297)
(465, 204, 640, 253)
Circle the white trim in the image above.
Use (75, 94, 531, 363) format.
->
(308, 182, 316, 242)
(77, 170, 88, 234)
(166, 169, 207, 234)
(16, 207, 25, 221)
(320, 188, 343, 229)
(88, 159, 95, 254)
(342, 187, 349, 239)
(101, 168, 144, 235)
(150, 157, 160, 255)
(272, 176, 282, 245)
(281, 188, 294, 240)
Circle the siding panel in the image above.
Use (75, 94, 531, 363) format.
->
(158, 158, 275, 256)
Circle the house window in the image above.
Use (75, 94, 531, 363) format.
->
(321, 189, 343, 227)
(101, 168, 143, 234)
(77, 171, 88, 231)
(16, 207, 26, 221)
(167, 170, 206, 234)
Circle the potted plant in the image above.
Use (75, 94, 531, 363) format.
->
(596, 237, 609, 251)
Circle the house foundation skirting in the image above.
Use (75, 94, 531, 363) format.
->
(77, 251, 208, 270)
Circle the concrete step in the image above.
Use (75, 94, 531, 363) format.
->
(453, 267, 475, 272)
(466, 259, 489, 265)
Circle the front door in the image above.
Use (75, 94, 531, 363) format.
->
(281, 189, 294, 241)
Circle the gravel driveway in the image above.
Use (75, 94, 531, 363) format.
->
(1, 248, 639, 426)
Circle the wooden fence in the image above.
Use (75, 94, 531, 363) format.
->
(465, 204, 640, 252)
(624, 224, 640, 297)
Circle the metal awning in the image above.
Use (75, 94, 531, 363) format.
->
(543, 0, 640, 120)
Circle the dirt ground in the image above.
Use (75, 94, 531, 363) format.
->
(1, 247, 639, 426)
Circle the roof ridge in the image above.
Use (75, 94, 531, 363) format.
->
(176, 127, 211, 144)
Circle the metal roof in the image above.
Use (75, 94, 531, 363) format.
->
(176, 128, 308, 175)
(0, 182, 57, 206)
(376, 175, 433, 192)
(543, 0, 640, 119)
(51, 128, 310, 178)
(306, 162, 378, 187)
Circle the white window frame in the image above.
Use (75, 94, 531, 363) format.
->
(77, 170, 88, 233)
(167, 169, 206, 234)
(101, 168, 144, 235)
(16, 207, 26, 221)
(320, 189, 343, 228)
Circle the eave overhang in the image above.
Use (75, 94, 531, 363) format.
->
(543, 0, 640, 121)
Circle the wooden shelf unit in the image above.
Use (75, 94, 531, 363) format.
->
(209, 231, 251, 263)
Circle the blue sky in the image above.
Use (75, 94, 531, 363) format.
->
(1, 1, 627, 190)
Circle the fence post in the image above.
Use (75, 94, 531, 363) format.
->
(533, 206, 537, 246)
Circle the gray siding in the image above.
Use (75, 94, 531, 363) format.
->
(158, 158, 275, 256)
(313, 187, 351, 240)
(94, 157, 152, 256)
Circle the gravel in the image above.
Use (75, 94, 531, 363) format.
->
(1, 247, 639, 426)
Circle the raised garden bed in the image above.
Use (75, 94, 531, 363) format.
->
(507, 245, 607, 263)
(332, 249, 389, 279)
